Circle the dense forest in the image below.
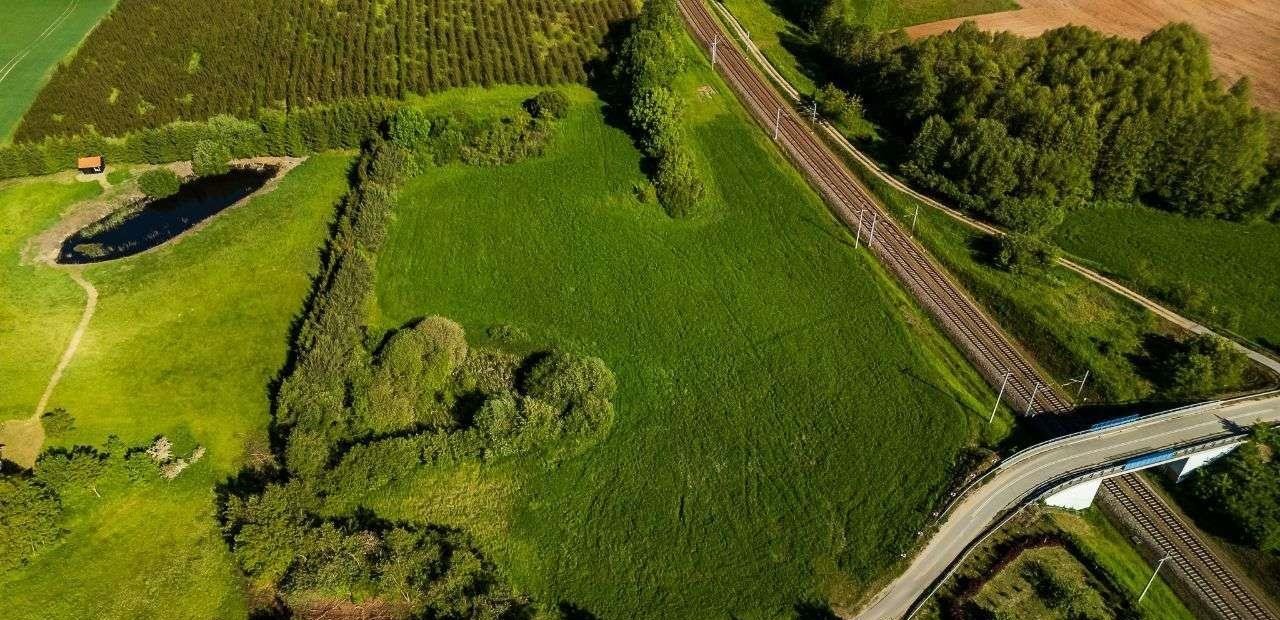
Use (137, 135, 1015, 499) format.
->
(16, 0, 633, 140)
(1181, 427, 1280, 555)
(814, 19, 1280, 230)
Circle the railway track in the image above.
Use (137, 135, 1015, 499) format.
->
(677, 0, 1069, 416)
(1103, 475, 1275, 620)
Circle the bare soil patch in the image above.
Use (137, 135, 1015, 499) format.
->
(906, 0, 1280, 108)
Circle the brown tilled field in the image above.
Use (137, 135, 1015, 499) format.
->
(905, 0, 1280, 108)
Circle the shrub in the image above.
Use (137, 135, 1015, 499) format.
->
(39, 409, 75, 437)
(137, 168, 180, 199)
(525, 90, 571, 120)
(1161, 334, 1250, 398)
(654, 145, 705, 218)
(523, 351, 617, 411)
(191, 139, 231, 177)
(814, 83, 863, 127)
(995, 233, 1058, 275)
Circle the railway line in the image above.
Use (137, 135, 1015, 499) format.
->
(1104, 475, 1276, 620)
(676, 0, 1070, 418)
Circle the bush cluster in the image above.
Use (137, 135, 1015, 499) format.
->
(816, 19, 1280, 227)
(1158, 333, 1250, 398)
(137, 169, 181, 199)
(1181, 426, 1280, 554)
(615, 0, 706, 218)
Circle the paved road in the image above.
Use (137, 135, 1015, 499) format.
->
(856, 393, 1280, 619)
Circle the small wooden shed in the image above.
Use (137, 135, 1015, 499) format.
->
(77, 155, 104, 174)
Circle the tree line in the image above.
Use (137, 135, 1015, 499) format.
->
(217, 94, 618, 616)
(813, 18, 1280, 233)
(614, 0, 706, 218)
(15, 0, 634, 141)
(1180, 426, 1280, 555)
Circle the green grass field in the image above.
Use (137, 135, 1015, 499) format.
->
(0, 0, 117, 142)
(364, 51, 1010, 615)
(0, 153, 351, 618)
(0, 178, 101, 423)
(1055, 204, 1280, 355)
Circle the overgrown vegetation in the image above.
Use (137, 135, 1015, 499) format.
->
(220, 96, 600, 615)
(1179, 427, 1280, 554)
(15, 0, 634, 140)
(615, 0, 706, 217)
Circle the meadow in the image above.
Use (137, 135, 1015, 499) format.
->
(362, 51, 1012, 616)
(1055, 204, 1280, 355)
(16, 0, 633, 141)
(0, 178, 100, 423)
(0, 0, 117, 142)
(0, 153, 352, 618)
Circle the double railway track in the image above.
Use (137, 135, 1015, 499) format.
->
(677, 0, 1070, 417)
(1104, 475, 1276, 620)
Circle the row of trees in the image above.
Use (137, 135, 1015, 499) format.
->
(815, 19, 1280, 231)
(221, 96, 617, 614)
(0, 98, 399, 181)
(615, 0, 706, 217)
(16, 0, 634, 140)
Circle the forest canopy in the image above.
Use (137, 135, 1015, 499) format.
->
(816, 19, 1280, 229)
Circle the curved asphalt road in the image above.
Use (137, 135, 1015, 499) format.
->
(856, 392, 1280, 619)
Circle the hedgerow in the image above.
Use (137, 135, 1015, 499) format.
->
(615, 0, 706, 218)
(15, 0, 635, 141)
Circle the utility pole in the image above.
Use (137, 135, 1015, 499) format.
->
(1075, 369, 1089, 399)
(710, 36, 719, 65)
(866, 212, 878, 247)
(854, 209, 865, 249)
(1024, 381, 1042, 416)
(773, 107, 782, 140)
(911, 203, 919, 235)
(808, 100, 819, 124)
(990, 372, 1012, 424)
(1138, 555, 1172, 603)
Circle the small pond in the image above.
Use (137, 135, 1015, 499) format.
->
(58, 165, 277, 264)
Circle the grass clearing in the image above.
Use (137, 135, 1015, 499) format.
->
(0, 178, 101, 423)
(1055, 203, 1280, 355)
(0, 0, 117, 142)
(368, 53, 1009, 615)
(0, 153, 352, 618)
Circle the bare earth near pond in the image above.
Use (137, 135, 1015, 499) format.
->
(906, 0, 1280, 109)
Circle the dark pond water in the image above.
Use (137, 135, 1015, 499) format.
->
(58, 166, 277, 264)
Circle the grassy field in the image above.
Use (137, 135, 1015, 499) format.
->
(0, 178, 101, 423)
(363, 43, 1011, 615)
(0, 0, 117, 142)
(716, 0, 1015, 95)
(1055, 203, 1280, 355)
(0, 153, 351, 618)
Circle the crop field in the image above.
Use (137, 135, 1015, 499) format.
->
(904, 0, 1280, 108)
(364, 60, 1009, 616)
(0, 154, 351, 618)
(0, 0, 118, 142)
(16, 0, 633, 141)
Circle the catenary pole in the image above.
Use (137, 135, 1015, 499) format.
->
(1138, 555, 1172, 603)
(1025, 382, 1042, 416)
(990, 372, 1012, 424)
